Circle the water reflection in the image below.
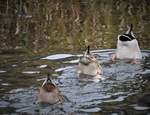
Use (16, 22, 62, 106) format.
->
(0, 1, 149, 54)
(0, 49, 149, 114)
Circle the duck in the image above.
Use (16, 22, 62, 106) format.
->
(38, 74, 64, 104)
(112, 24, 142, 63)
(78, 45, 102, 76)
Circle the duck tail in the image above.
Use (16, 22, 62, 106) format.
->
(126, 24, 133, 35)
(129, 24, 133, 34)
(47, 73, 52, 83)
(125, 24, 135, 38)
(87, 45, 90, 54)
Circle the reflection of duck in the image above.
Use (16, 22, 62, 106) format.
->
(38, 74, 64, 104)
(78, 46, 102, 76)
(18, 4, 32, 18)
(112, 24, 142, 62)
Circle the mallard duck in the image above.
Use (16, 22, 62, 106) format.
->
(78, 46, 102, 76)
(112, 24, 142, 62)
(38, 74, 64, 104)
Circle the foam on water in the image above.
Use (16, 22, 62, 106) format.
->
(37, 65, 48, 68)
(78, 107, 101, 112)
(0, 70, 6, 73)
(133, 104, 150, 111)
(22, 71, 40, 74)
(41, 54, 74, 60)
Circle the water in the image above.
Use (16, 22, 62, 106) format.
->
(0, 0, 149, 114)
(0, 49, 150, 114)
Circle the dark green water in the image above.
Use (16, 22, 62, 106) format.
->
(0, 0, 150, 114)
(0, 0, 150, 53)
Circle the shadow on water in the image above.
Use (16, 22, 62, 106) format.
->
(0, 49, 150, 114)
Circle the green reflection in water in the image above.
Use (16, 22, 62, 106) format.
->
(0, 0, 149, 54)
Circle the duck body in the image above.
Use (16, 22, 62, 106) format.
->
(78, 46, 102, 76)
(38, 74, 63, 104)
(113, 24, 142, 61)
(116, 37, 142, 59)
(38, 87, 62, 104)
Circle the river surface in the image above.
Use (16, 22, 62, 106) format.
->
(0, 49, 150, 114)
(0, 0, 150, 114)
